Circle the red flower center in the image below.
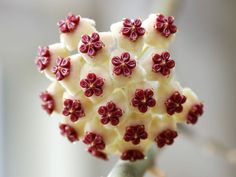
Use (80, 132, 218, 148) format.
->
(165, 91, 186, 115)
(131, 89, 156, 113)
(154, 14, 177, 37)
(155, 129, 178, 148)
(62, 99, 85, 122)
(57, 13, 80, 33)
(98, 101, 123, 126)
(121, 150, 144, 161)
(121, 18, 145, 41)
(59, 124, 78, 142)
(187, 103, 204, 124)
(80, 73, 104, 97)
(52, 57, 71, 81)
(112, 52, 136, 77)
(123, 125, 148, 145)
(79, 33, 104, 57)
(152, 51, 175, 76)
(35, 46, 51, 71)
(40, 92, 55, 115)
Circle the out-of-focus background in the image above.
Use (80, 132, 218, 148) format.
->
(0, 0, 236, 177)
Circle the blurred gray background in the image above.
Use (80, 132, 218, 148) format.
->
(0, 0, 236, 177)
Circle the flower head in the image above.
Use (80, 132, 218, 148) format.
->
(59, 123, 78, 142)
(121, 150, 144, 161)
(35, 46, 51, 71)
(98, 101, 123, 126)
(121, 18, 145, 41)
(154, 14, 177, 37)
(112, 52, 136, 77)
(57, 13, 80, 33)
(52, 57, 71, 81)
(123, 125, 148, 145)
(187, 103, 204, 124)
(79, 33, 104, 57)
(40, 92, 55, 115)
(62, 99, 85, 122)
(155, 129, 178, 148)
(80, 73, 104, 97)
(132, 89, 156, 113)
(152, 51, 175, 76)
(165, 91, 186, 115)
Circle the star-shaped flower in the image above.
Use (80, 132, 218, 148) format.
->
(121, 150, 144, 161)
(52, 57, 71, 81)
(35, 46, 51, 71)
(123, 125, 148, 145)
(121, 18, 145, 41)
(154, 14, 177, 37)
(155, 129, 178, 148)
(165, 91, 186, 115)
(80, 73, 104, 97)
(98, 101, 123, 126)
(152, 51, 175, 76)
(59, 123, 78, 142)
(57, 13, 80, 33)
(62, 99, 85, 122)
(112, 52, 136, 77)
(39, 91, 55, 115)
(132, 89, 156, 113)
(79, 33, 104, 57)
(187, 103, 204, 124)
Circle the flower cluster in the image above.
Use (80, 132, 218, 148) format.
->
(35, 12, 204, 161)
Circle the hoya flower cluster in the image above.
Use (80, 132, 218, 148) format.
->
(35, 13, 204, 161)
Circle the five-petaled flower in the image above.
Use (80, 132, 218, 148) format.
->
(132, 89, 156, 113)
(165, 91, 186, 115)
(187, 103, 204, 124)
(155, 129, 178, 148)
(80, 73, 104, 97)
(121, 18, 145, 41)
(83, 132, 107, 160)
(59, 123, 78, 142)
(79, 33, 104, 57)
(152, 51, 175, 76)
(35, 46, 51, 71)
(57, 13, 80, 33)
(154, 14, 177, 37)
(62, 99, 85, 122)
(40, 92, 55, 115)
(123, 125, 148, 145)
(98, 101, 123, 126)
(52, 57, 71, 81)
(121, 150, 144, 161)
(112, 52, 136, 77)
